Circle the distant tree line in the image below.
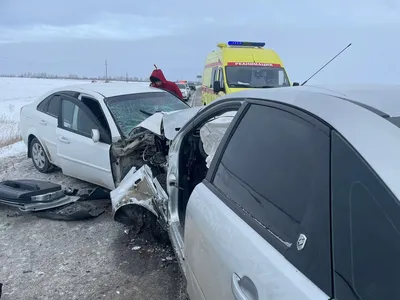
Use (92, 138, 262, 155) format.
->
(0, 72, 149, 82)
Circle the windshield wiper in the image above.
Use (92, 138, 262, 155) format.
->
(128, 127, 147, 139)
(254, 85, 275, 88)
(229, 83, 251, 88)
(139, 109, 154, 116)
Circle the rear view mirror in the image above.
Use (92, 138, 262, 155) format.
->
(293, 82, 300, 86)
(213, 81, 221, 94)
(91, 129, 100, 143)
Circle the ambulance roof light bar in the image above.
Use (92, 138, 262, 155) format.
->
(228, 41, 266, 48)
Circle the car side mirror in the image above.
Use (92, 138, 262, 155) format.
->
(213, 81, 221, 94)
(293, 82, 300, 86)
(91, 129, 100, 143)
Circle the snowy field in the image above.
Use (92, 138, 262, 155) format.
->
(0, 77, 91, 158)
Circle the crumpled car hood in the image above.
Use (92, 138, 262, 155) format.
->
(134, 106, 202, 140)
(110, 106, 203, 222)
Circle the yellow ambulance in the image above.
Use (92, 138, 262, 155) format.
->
(201, 41, 298, 105)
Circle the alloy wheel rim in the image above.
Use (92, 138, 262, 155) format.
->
(32, 142, 46, 169)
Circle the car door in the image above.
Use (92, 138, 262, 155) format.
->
(35, 94, 62, 165)
(55, 94, 115, 190)
(217, 67, 226, 96)
(184, 101, 333, 300)
(331, 131, 400, 300)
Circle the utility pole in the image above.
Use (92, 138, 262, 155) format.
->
(105, 59, 108, 81)
(126, 72, 128, 82)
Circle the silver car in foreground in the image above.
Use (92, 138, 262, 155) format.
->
(112, 84, 400, 300)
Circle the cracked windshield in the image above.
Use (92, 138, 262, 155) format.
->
(105, 92, 188, 137)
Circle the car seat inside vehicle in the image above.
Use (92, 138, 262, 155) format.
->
(178, 110, 237, 227)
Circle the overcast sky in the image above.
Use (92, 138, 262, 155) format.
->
(0, 0, 400, 83)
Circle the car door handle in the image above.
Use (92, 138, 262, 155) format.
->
(39, 119, 47, 125)
(231, 273, 258, 300)
(58, 136, 70, 144)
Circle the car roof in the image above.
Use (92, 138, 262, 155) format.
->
(49, 82, 165, 98)
(304, 84, 400, 117)
(219, 85, 400, 200)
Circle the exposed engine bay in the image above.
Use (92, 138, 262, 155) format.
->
(110, 109, 236, 229)
(110, 131, 169, 190)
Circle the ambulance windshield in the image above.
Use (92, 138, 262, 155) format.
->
(225, 66, 290, 88)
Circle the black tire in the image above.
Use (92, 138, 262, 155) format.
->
(30, 137, 53, 173)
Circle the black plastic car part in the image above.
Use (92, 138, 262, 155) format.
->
(0, 180, 61, 202)
(0, 180, 80, 211)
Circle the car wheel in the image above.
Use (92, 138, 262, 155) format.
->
(30, 138, 53, 173)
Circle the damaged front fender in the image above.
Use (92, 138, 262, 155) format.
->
(111, 164, 168, 227)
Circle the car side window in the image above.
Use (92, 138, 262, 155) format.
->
(211, 67, 218, 87)
(37, 95, 52, 112)
(209, 69, 215, 87)
(62, 100, 76, 129)
(46, 95, 61, 117)
(331, 131, 400, 300)
(218, 68, 225, 89)
(212, 103, 331, 295)
(61, 99, 98, 137)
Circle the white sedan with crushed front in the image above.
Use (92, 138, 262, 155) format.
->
(19, 82, 198, 190)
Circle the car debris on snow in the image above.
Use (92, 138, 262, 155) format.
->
(0, 180, 80, 211)
(0, 179, 110, 221)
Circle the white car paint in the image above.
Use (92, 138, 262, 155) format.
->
(135, 107, 203, 140)
(19, 82, 192, 190)
(55, 125, 114, 188)
(35, 109, 59, 164)
(185, 183, 329, 300)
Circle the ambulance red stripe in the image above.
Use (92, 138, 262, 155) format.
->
(227, 62, 281, 67)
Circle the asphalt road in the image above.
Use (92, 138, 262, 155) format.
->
(188, 88, 202, 107)
(0, 89, 203, 300)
